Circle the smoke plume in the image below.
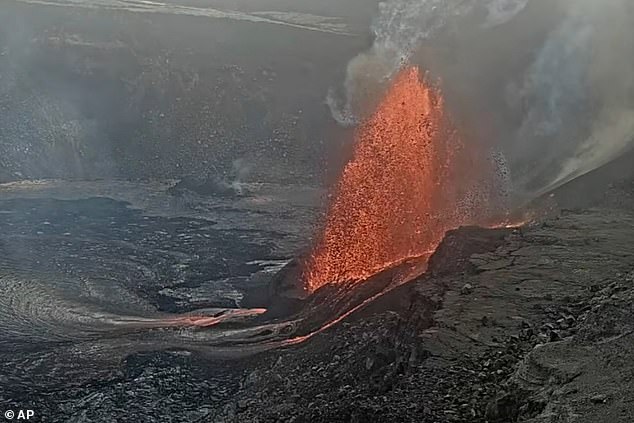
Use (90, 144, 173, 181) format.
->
(514, 0, 634, 196)
(329, 0, 634, 201)
(328, 0, 529, 125)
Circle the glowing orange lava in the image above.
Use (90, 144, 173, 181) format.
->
(305, 66, 492, 291)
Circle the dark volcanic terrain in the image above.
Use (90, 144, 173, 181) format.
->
(0, 0, 369, 185)
(0, 169, 632, 423)
(1, 1, 634, 422)
(228, 178, 634, 423)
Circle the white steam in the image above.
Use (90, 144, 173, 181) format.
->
(328, 0, 529, 125)
(483, 0, 530, 28)
(330, 0, 634, 200)
(510, 0, 634, 196)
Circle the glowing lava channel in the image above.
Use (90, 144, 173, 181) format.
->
(305, 66, 489, 292)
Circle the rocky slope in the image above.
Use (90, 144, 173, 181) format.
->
(224, 182, 634, 423)
(0, 174, 632, 422)
(0, 1, 367, 184)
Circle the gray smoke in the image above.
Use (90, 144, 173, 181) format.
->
(329, 0, 634, 201)
(512, 0, 634, 196)
(230, 158, 252, 195)
(328, 0, 529, 126)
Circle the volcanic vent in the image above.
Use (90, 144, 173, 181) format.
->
(304, 66, 503, 292)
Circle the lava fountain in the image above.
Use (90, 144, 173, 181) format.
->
(305, 66, 497, 292)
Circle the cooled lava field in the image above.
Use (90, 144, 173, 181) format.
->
(2, 1, 634, 422)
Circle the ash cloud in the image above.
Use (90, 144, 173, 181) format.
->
(330, 0, 634, 201)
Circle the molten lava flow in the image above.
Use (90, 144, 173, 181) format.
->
(305, 66, 492, 292)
